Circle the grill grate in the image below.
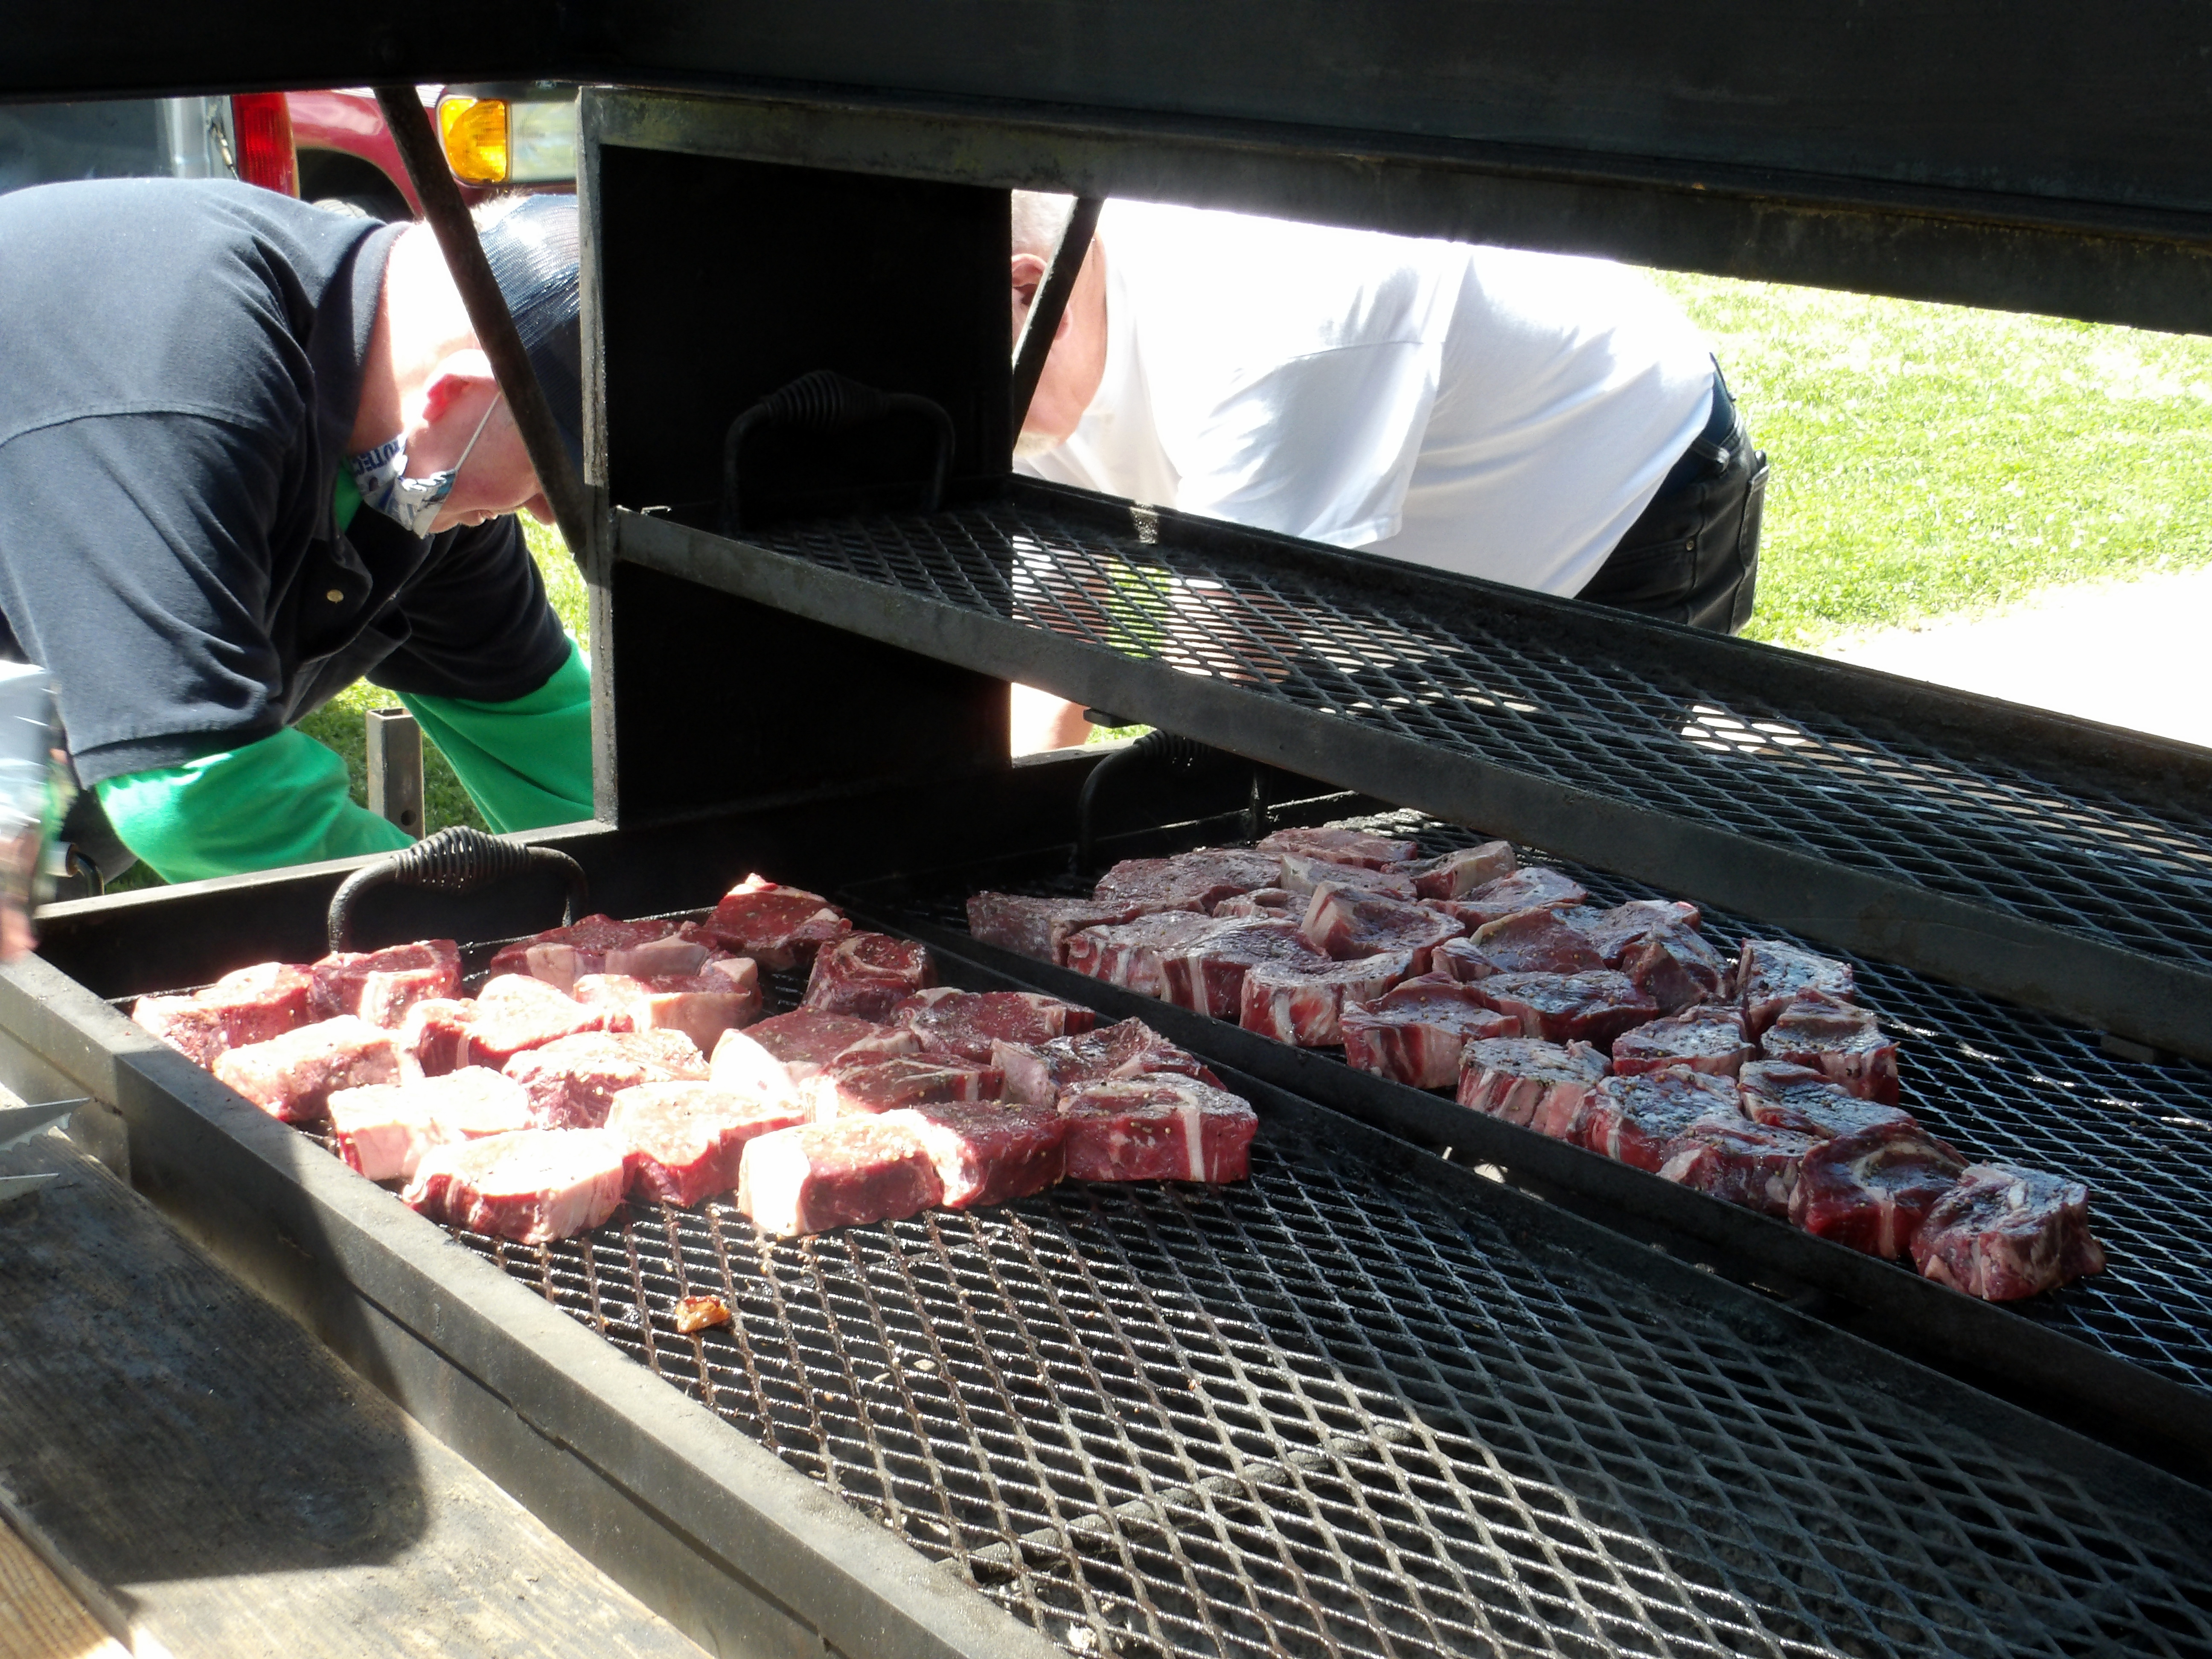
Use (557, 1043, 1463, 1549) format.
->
(745, 494, 2212, 977)
(873, 809, 2212, 1408)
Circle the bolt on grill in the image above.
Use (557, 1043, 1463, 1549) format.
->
(747, 494, 2212, 979)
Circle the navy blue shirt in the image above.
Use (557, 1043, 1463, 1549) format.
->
(0, 178, 569, 786)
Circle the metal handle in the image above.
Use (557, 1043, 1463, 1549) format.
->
(719, 370, 955, 535)
(327, 826, 588, 953)
(1075, 729, 1263, 872)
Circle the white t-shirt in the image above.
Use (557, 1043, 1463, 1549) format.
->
(1018, 201, 1716, 597)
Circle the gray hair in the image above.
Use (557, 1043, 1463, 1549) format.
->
(1011, 190, 1080, 257)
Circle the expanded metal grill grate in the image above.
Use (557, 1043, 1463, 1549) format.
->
(745, 493, 2212, 976)
(874, 809, 2212, 1408)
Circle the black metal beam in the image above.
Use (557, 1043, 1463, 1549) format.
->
(1008, 195, 1102, 432)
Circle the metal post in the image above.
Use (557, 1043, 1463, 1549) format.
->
(365, 708, 425, 838)
(1009, 196, 1104, 435)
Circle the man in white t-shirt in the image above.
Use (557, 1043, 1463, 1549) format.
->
(1008, 195, 1766, 750)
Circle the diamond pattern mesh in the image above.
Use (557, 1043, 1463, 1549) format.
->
(740, 493, 2212, 974)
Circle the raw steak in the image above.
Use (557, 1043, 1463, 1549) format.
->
(310, 940, 462, 1021)
(739, 1117, 944, 1236)
(1437, 908, 1605, 979)
(1580, 1067, 1745, 1172)
(1278, 853, 1420, 902)
(1163, 918, 1330, 1017)
(131, 997, 232, 1068)
(1063, 911, 1218, 998)
(1255, 825, 1420, 870)
(606, 1081, 811, 1206)
(1093, 847, 1281, 915)
(1240, 951, 1415, 1046)
(396, 998, 476, 1078)
(404, 1128, 629, 1243)
(133, 962, 312, 1066)
(1657, 1119, 1822, 1217)
(328, 1067, 533, 1182)
(451, 975, 608, 1069)
(1456, 1038, 1611, 1138)
(702, 875, 851, 970)
(892, 987, 1097, 1063)
(886, 1101, 1069, 1208)
(1563, 899, 1703, 964)
(1761, 991, 1899, 1104)
(505, 1030, 709, 1129)
(1428, 867, 1587, 928)
(1739, 1061, 1915, 1141)
(1057, 1074, 1258, 1184)
(994, 1019, 1220, 1108)
(965, 892, 1144, 964)
(573, 962, 761, 1054)
(1616, 922, 1730, 1016)
(810, 1054, 1002, 1119)
(715, 1010, 919, 1089)
(1790, 1120, 1967, 1257)
(1464, 971, 1659, 1048)
(1406, 841, 1517, 901)
(1611, 1004, 1754, 1078)
(213, 1016, 402, 1124)
(1340, 974, 1519, 1089)
(1301, 885, 1464, 973)
(803, 932, 936, 1021)
(1910, 1164, 2107, 1299)
(1738, 939, 1855, 1037)
(1211, 888, 1300, 918)
(486, 913, 679, 991)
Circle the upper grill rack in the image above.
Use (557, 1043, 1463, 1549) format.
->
(740, 489, 2212, 980)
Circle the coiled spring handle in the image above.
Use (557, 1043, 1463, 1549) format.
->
(720, 370, 955, 536)
(1074, 724, 1268, 873)
(327, 825, 589, 953)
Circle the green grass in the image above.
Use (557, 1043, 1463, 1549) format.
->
(1656, 273, 2212, 649)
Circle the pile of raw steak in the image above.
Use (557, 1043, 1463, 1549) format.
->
(968, 824, 2107, 1301)
(134, 874, 1257, 1246)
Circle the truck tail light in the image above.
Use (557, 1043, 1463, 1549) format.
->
(230, 92, 298, 196)
(439, 94, 577, 185)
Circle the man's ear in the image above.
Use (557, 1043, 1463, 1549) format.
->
(1011, 253, 1048, 310)
(418, 351, 497, 428)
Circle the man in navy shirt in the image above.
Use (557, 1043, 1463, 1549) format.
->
(0, 179, 590, 885)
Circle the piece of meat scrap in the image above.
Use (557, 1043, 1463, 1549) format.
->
(965, 892, 1143, 964)
(485, 913, 680, 992)
(1611, 1004, 1755, 1078)
(607, 1080, 811, 1206)
(1058, 1074, 1258, 1184)
(1738, 1060, 1915, 1140)
(1241, 951, 1415, 1046)
(892, 987, 1097, 1064)
(1163, 918, 1331, 1018)
(738, 1117, 944, 1237)
(1910, 1164, 2107, 1299)
(1436, 908, 1605, 981)
(213, 1016, 402, 1124)
(1427, 867, 1587, 928)
(1256, 825, 1420, 870)
(327, 1067, 534, 1182)
(1658, 1119, 1822, 1218)
(134, 960, 314, 1067)
(1465, 971, 1658, 1048)
(1761, 991, 1899, 1104)
(885, 1101, 1069, 1208)
(1211, 888, 1301, 919)
(1580, 1066, 1745, 1172)
(1341, 974, 1519, 1089)
(803, 932, 936, 1022)
(405, 1128, 629, 1243)
(701, 875, 851, 970)
(1301, 885, 1464, 974)
(1456, 1038, 1611, 1138)
(573, 962, 761, 1055)
(1790, 1119, 1966, 1257)
(1406, 841, 1517, 901)
(309, 940, 462, 1022)
(993, 1019, 1220, 1108)
(809, 1054, 1001, 1120)
(713, 1011, 920, 1097)
(1093, 847, 1281, 915)
(1737, 939, 1855, 1037)
(1062, 911, 1219, 998)
(506, 1029, 709, 1129)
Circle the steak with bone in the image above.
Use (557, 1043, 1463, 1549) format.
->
(1909, 1164, 2107, 1299)
(1211, 888, 1301, 918)
(1301, 884, 1464, 974)
(327, 1066, 533, 1182)
(1617, 922, 1732, 1015)
(1760, 990, 1900, 1104)
(409, 975, 608, 1074)
(1610, 1004, 1755, 1078)
(1426, 867, 1587, 928)
(1464, 970, 1658, 1048)
(739, 1116, 944, 1237)
(885, 1101, 1069, 1208)
(505, 1029, 709, 1129)
(1790, 1119, 1966, 1257)
(1580, 1067, 1746, 1172)
(1406, 842, 1517, 901)
(134, 960, 314, 1066)
(606, 1081, 811, 1206)
(1162, 918, 1333, 1018)
(802, 932, 936, 1022)
(1240, 950, 1415, 1046)
(1455, 1038, 1610, 1138)
(1738, 1060, 1914, 1140)
(993, 1019, 1220, 1108)
(1340, 974, 1519, 1089)
(404, 1128, 629, 1244)
(712, 1010, 919, 1097)
(1737, 939, 1855, 1038)
(486, 913, 680, 992)
(701, 875, 851, 970)
(1093, 847, 1281, 916)
(1057, 1074, 1259, 1184)
(809, 1053, 1001, 1120)
(309, 939, 462, 1022)
(572, 962, 761, 1055)
(1657, 1119, 1822, 1218)
(1255, 825, 1420, 870)
(893, 987, 1097, 1064)
(1562, 899, 1703, 963)
(965, 892, 1144, 964)
(1435, 908, 1606, 980)
(1277, 853, 1420, 902)
(1063, 911, 1220, 998)
(214, 1016, 402, 1123)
